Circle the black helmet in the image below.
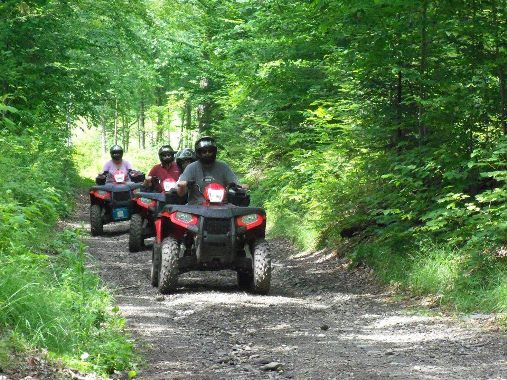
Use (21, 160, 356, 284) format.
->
(158, 145, 175, 165)
(110, 145, 123, 161)
(195, 136, 217, 164)
(176, 148, 196, 171)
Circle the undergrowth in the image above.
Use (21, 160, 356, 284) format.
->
(0, 116, 138, 377)
(246, 136, 507, 314)
(349, 237, 507, 313)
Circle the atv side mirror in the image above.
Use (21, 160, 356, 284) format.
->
(152, 175, 160, 185)
(129, 170, 146, 183)
(95, 174, 106, 185)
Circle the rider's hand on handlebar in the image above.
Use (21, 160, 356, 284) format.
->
(143, 176, 152, 187)
(177, 180, 191, 196)
(229, 183, 249, 191)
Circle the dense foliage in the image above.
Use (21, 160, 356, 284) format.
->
(151, 0, 507, 312)
(0, 110, 137, 375)
(0, 0, 142, 375)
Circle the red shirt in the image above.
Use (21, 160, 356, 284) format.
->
(148, 162, 181, 192)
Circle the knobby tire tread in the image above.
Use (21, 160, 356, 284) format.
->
(158, 237, 179, 294)
(90, 204, 103, 236)
(253, 240, 271, 294)
(151, 243, 161, 287)
(129, 213, 144, 252)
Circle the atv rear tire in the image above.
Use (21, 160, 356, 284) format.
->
(237, 270, 254, 291)
(129, 213, 144, 252)
(252, 240, 271, 294)
(90, 204, 103, 236)
(151, 242, 161, 287)
(158, 237, 180, 294)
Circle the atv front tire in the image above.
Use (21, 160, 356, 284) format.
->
(129, 213, 144, 252)
(158, 237, 180, 294)
(90, 204, 103, 236)
(151, 242, 161, 287)
(252, 240, 271, 294)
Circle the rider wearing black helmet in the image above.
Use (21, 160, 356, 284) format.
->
(145, 145, 181, 192)
(102, 144, 133, 179)
(177, 136, 238, 204)
(176, 148, 196, 172)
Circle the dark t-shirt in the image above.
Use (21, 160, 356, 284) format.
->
(179, 160, 238, 204)
(149, 162, 180, 193)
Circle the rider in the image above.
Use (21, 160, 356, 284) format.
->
(102, 145, 133, 181)
(176, 147, 196, 173)
(145, 145, 180, 192)
(177, 136, 238, 204)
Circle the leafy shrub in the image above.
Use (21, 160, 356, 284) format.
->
(0, 109, 138, 375)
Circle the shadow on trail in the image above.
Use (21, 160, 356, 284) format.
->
(101, 228, 130, 237)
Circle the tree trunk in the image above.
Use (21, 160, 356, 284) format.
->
(114, 98, 119, 145)
(140, 100, 146, 149)
(418, 0, 429, 142)
(65, 106, 72, 147)
(499, 66, 506, 135)
(136, 114, 141, 149)
(101, 118, 107, 154)
(185, 98, 192, 146)
(125, 127, 130, 150)
(122, 114, 127, 150)
(396, 70, 403, 142)
(178, 104, 186, 150)
(494, 1, 507, 135)
(156, 86, 163, 143)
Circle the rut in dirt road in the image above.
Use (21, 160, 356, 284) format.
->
(73, 193, 507, 380)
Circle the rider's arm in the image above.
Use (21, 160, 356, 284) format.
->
(176, 181, 188, 197)
(144, 165, 157, 187)
(177, 163, 195, 197)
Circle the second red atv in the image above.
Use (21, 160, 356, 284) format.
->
(128, 177, 184, 252)
(151, 182, 271, 294)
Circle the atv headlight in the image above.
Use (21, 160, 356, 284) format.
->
(236, 213, 264, 231)
(176, 212, 194, 223)
(241, 214, 259, 225)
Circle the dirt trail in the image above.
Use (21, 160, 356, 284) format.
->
(71, 192, 507, 379)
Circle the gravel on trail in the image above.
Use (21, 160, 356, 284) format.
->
(72, 192, 507, 380)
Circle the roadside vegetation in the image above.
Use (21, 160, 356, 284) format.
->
(0, 109, 138, 376)
(191, 1, 507, 313)
(0, 1, 146, 376)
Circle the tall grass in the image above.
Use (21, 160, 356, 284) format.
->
(0, 124, 138, 376)
(350, 238, 507, 312)
(0, 233, 137, 374)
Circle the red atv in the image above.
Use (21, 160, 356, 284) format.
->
(151, 182, 271, 294)
(89, 169, 145, 236)
(128, 177, 184, 252)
